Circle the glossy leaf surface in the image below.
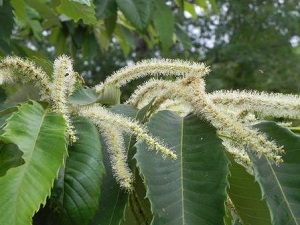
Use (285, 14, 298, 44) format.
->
(227, 154, 272, 225)
(135, 111, 229, 225)
(0, 101, 67, 225)
(60, 116, 105, 225)
(250, 122, 300, 225)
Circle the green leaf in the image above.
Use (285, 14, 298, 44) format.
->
(227, 153, 272, 225)
(0, 0, 14, 41)
(94, 20, 111, 52)
(208, 0, 218, 12)
(153, 0, 174, 53)
(115, 25, 135, 54)
(59, 116, 105, 225)
(116, 0, 152, 32)
(68, 87, 98, 105)
(0, 101, 67, 225)
(0, 143, 25, 177)
(174, 0, 183, 9)
(196, 0, 208, 12)
(25, 0, 60, 28)
(135, 111, 229, 225)
(90, 148, 129, 225)
(175, 24, 192, 49)
(104, 11, 117, 39)
(57, 0, 97, 24)
(184, 2, 197, 19)
(10, 0, 27, 22)
(249, 122, 300, 225)
(70, 0, 91, 6)
(95, 0, 117, 19)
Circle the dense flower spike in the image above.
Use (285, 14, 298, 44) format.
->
(95, 58, 209, 94)
(126, 79, 175, 108)
(2, 55, 299, 189)
(78, 105, 177, 160)
(126, 72, 285, 163)
(52, 55, 77, 142)
(99, 123, 133, 190)
(209, 90, 300, 119)
(177, 74, 284, 163)
(0, 56, 51, 100)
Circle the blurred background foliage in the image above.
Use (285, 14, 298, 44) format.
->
(0, 0, 299, 96)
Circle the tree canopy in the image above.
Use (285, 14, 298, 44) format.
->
(0, 0, 299, 92)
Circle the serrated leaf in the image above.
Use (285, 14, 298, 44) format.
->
(0, 101, 67, 225)
(227, 153, 272, 225)
(68, 87, 98, 105)
(116, 0, 152, 32)
(153, 0, 174, 53)
(57, 0, 97, 24)
(135, 111, 229, 225)
(249, 122, 300, 225)
(59, 116, 105, 225)
(0, 0, 14, 41)
(25, 0, 60, 28)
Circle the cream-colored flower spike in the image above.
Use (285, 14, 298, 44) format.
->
(209, 90, 300, 119)
(176, 74, 284, 163)
(78, 104, 177, 160)
(95, 58, 210, 94)
(52, 55, 77, 142)
(0, 56, 51, 100)
(126, 70, 286, 163)
(99, 123, 133, 190)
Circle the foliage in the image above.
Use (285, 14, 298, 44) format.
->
(1, 0, 299, 94)
(0, 56, 300, 225)
(0, 0, 217, 58)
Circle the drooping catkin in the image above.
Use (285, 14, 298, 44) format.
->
(99, 123, 133, 190)
(78, 104, 177, 160)
(95, 58, 209, 94)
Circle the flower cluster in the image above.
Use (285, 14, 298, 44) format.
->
(105, 61, 299, 166)
(1, 56, 299, 189)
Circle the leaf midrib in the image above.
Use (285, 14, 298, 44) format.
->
(266, 157, 299, 225)
(180, 117, 185, 225)
(15, 107, 47, 224)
